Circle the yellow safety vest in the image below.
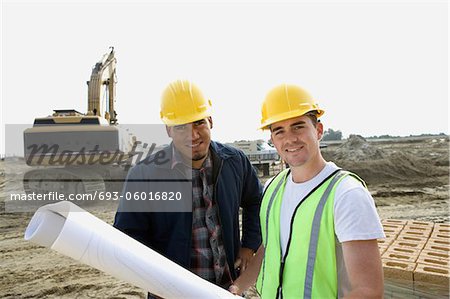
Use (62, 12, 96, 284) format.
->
(256, 169, 364, 299)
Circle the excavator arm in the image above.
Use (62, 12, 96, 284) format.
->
(87, 47, 117, 124)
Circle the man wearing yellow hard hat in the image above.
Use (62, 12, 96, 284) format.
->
(114, 80, 262, 296)
(230, 84, 385, 298)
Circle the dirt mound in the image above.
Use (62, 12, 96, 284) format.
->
(322, 136, 448, 185)
(333, 135, 386, 161)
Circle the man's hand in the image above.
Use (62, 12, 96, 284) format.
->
(228, 284, 241, 295)
(234, 247, 254, 273)
(230, 245, 264, 296)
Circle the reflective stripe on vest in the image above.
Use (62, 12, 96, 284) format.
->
(260, 169, 290, 291)
(257, 169, 363, 299)
(303, 170, 346, 299)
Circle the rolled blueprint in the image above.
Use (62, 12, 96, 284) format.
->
(24, 201, 236, 299)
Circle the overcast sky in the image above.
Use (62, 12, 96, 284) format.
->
(1, 0, 448, 156)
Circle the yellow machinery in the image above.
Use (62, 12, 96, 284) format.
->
(23, 48, 132, 195)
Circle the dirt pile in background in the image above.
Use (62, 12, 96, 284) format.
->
(322, 135, 449, 186)
(333, 134, 386, 161)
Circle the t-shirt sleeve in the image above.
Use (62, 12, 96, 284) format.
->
(334, 176, 385, 243)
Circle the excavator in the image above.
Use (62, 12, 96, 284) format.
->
(23, 48, 133, 196)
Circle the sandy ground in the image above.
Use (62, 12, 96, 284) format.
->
(0, 135, 448, 298)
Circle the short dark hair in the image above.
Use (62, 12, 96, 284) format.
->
(305, 111, 319, 127)
(268, 111, 320, 131)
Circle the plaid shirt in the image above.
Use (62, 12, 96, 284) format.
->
(171, 149, 232, 287)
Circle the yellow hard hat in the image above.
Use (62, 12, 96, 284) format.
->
(259, 84, 324, 130)
(160, 80, 212, 126)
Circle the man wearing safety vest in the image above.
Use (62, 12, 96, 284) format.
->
(230, 84, 385, 298)
(114, 80, 262, 297)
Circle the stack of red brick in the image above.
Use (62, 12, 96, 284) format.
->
(379, 220, 450, 296)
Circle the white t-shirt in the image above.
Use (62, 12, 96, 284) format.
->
(265, 162, 385, 297)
